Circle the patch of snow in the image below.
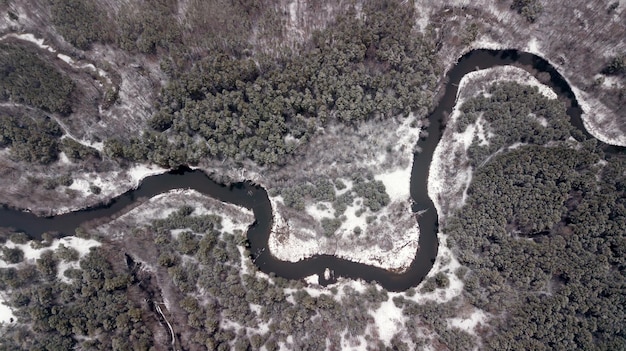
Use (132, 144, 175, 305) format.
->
(335, 179, 353, 196)
(1, 33, 56, 52)
(572, 86, 626, 147)
(58, 151, 71, 165)
(336, 201, 368, 235)
(68, 178, 92, 196)
(57, 53, 74, 64)
(128, 164, 168, 186)
(304, 274, 319, 285)
(447, 308, 489, 335)
(57, 260, 80, 283)
(375, 168, 411, 203)
(600, 75, 623, 89)
(288, 0, 298, 23)
(525, 37, 540, 55)
(0, 293, 15, 324)
(372, 296, 406, 346)
(305, 202, 334, 220)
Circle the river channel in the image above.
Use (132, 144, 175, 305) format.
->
(0, 50, 619, 291)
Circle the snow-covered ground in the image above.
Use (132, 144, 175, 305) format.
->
(97, 188, 254, 240)
(573, 86, 626, 146)
(267, 114, 422, 272)
(466, 30, 626, 148)
(54, 163, 168, 214)
(447, 308, 489, 335)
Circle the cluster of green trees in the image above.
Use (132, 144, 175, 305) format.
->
(105, 1, 438, 167)
(602, 54, 625, 76)
(60, 138, 100, 162)
(0, 247, 154, 350)
(280, 175, 389, 235)
(49, 0, 111, 50)
(281, 178, 337, 210)
(116, 0, 182, 54)
(457, 82, 578, 167)
(0, 113, 62, 164)
(0, 44, 74, 115)
(511, 0, 543, 22)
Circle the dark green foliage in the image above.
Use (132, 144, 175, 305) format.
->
(602, 55, 625, 75)
(0, 249, 153, 350)
(460, 82, 575, 167)
(89, 185, 101, 194)
(0, 114, 63, 164)
(0, 44, 74, 114)
(511, 0, 543, 22)
(333, 192, 355, 217)
(151, 206, 222, 234)
(60, 138, 100, 162)
(109, 0, 438, 167)
(35, 250, 57, 280)
(8, 232, 28, 244)
(43, 174, 73, 190)
(54, 244, 79, 261)
(117, 0, 181, 54)
(312, 179, 336, 202)
(49, 0, 110, 50)
(353, 179, 390, 212)
(1, 246, 23, 264)
(445, 144, 626, 350)
(321, 217, 342, 237)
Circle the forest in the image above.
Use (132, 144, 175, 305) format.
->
(0, 0, 624, 349)
(444, 82, 626, 350)
(104, 1, 439, 168)
(0, 44, 74, 115)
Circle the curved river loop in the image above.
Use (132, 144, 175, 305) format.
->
(1, 50, 623, 292)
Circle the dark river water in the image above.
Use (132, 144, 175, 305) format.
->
(0, 50, 620, 291)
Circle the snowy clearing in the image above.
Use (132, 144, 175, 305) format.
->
(447, 308, 489, 335)
(572, 86, 626, 147)
(267, 114, 422, 271)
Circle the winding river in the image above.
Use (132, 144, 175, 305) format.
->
(0, 50, 621, 292)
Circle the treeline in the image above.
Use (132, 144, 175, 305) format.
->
(0, 114, 62, 164)
(442, 80, 626, 350)
(105, 0, 439, 167)
(0, 44, 75, 115)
